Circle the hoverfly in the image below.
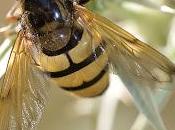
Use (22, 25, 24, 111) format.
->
(0, 0, 175, 130)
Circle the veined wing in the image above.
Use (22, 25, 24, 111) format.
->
(74, 4, 175, 89)
(0, 32, 49, 130)
(74, 5, 175, 130)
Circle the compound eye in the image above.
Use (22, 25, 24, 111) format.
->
(79, 0, 90, 5)
(28, 13, 45, 29)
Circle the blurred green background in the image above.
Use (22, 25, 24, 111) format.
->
(1, 0, 175, 130)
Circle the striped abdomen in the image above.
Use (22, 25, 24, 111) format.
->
(37, 25, 109, 97)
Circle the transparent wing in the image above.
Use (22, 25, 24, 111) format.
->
(0, 32, 49, 130)
(75, 5, 175, 130)
(75, 4, 175, 89)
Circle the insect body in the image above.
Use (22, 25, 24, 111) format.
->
(22, 0, 109, 97)
(0, 0, 175, 130)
